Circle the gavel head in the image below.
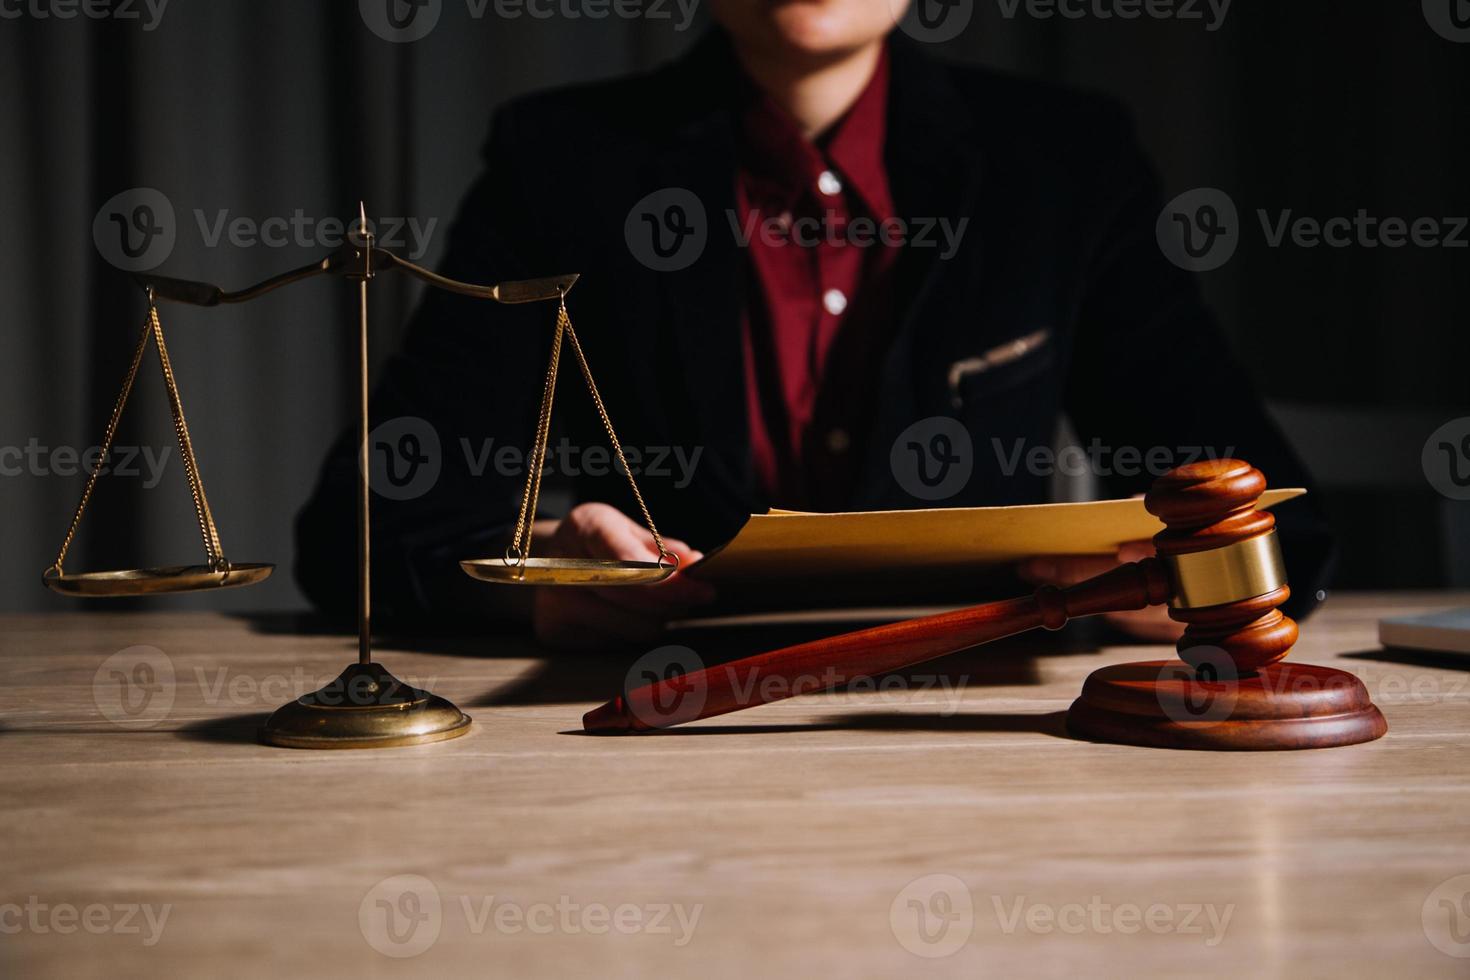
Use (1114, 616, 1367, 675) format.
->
(1145, 459, 1298, 676)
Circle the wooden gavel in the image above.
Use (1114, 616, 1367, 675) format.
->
(584, 459, 1387, 750)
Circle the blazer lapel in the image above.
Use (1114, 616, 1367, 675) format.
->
(852, 36, 987, 509)
(645, 35, 755, 518)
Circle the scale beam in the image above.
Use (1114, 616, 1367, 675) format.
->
(133, 243, 578, 307)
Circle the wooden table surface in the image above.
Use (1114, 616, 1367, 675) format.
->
(3, 592, 1469, 978)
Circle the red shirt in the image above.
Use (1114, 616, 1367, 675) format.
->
(735, 47, 898, 511)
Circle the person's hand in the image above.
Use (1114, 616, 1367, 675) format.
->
(531, 503, 715, 651)
(1016, 541, 1184, 643)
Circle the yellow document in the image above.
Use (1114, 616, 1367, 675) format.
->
(689, 489, 1305, 592)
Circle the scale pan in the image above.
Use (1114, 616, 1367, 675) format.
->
(460, 556, 675, 586)
(43, 563, 275, 597)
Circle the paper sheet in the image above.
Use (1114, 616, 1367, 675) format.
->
(689, 489, 1305, 589)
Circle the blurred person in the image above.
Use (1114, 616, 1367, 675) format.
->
(296, 0, 1331, 650)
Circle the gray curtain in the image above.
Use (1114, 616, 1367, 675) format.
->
(3, 1, 1465, 612)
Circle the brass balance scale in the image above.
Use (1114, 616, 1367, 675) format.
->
(45, 205, 676, 749)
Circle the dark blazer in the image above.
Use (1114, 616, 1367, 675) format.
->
(295, 30, 1333, 623)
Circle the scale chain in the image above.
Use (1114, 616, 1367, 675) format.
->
(560, 302, 671, 565)
(48, 299, 227, 577)
(149, 302, 227, 569)
(49, 314, 153, 574)
(506, 298, 567, 568)
(504, 296, 673, 572)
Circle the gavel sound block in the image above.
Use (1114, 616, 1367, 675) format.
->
(583, 459, 1387, 750)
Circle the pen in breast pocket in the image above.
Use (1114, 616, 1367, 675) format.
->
(948, 328, 1052, 408)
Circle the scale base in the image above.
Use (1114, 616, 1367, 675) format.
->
(260, 661, 471, 749)
(1067, 659, 1387, 750)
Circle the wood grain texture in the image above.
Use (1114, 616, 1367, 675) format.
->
(2, 595, 1469, 978)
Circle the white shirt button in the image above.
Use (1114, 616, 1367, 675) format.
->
(822, 288, 848, 316)
(817, 170, 843, 196)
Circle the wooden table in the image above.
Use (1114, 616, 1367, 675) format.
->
(3, 592, 1469, 978)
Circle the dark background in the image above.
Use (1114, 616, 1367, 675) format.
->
(1, 0, 1466, 613)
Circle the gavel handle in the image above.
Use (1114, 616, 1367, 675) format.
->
(583, 557, 1174, 733)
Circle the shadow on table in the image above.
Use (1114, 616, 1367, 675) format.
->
(471, 622, 1105, 709)
(226, 611, 1115, 711)
(0, 717, 270, 744)
(175, 712, 272, 745)
(228, 611, 520, 659)
(1340, 647, 1470, 673)
(559, 710, 1073, 739)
